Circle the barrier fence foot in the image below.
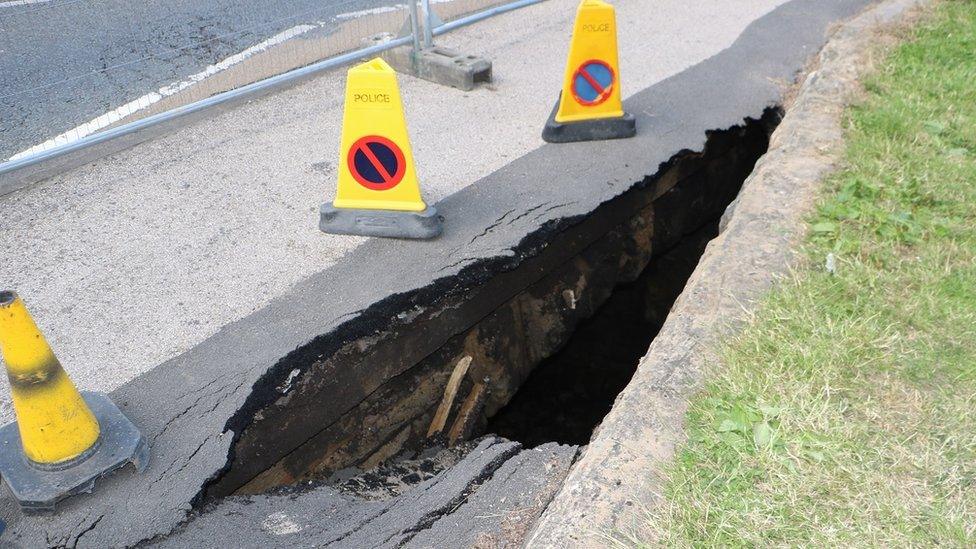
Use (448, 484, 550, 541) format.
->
(411, 46, 492, 91)
(366, 34, 492, 91)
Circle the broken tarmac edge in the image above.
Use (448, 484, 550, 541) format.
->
(0, 0, 893, 546)
(525, 0, 930, 546)
(149, 437, 580, 547)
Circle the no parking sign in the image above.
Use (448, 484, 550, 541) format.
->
(571, 60, 615, 106)
(348, 135, 406, 191)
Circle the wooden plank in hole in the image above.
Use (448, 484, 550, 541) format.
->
(426, 355, 472, 438)
(448, 380, 488, 446)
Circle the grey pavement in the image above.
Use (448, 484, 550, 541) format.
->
(0, 0, 790, 425)
(0, 0, 407, 159)
(0, 0, 875, 545)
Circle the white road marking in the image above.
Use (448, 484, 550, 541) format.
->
(0, 0, 54, 7)
(8, 22, 322, 161)
(336, 4, 405, 20)
(7, 0, 459, 162)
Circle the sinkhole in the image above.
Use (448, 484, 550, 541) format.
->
(485, 221, 717, 448)
(205, 108, 781, 501)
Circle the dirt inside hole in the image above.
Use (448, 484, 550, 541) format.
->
(211, 109, 780, 499)
(484, 221, 718, 447)
(319, 219, 722, 499)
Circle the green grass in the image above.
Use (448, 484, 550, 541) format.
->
(633, 2, 976, 546)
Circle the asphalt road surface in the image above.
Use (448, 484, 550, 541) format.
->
(0, 0, 403, 160)
(0, 0, 879, 545)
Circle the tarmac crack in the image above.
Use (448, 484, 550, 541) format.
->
(68, 513, 104, 549)
(172, 436, 216, 478)
(198, 378, 247, 418)
(152, 376, 241, 444)
(327, 501, 398, 546)
(532, 202, 576, 221)
(336, 308, 366, 322)
(146, 381, 242, 491)
(393, 441, 522, 547)
(503, 202, 550, 226)
(437, 256, 478, 273)
(468, 208, 517, 245)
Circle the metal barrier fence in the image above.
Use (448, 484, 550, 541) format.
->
(0, 0, 543, 196)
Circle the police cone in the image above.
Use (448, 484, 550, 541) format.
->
(542, 0, 636, 143)
(0, 291, 148, 514)
(319, 58, 443, 239)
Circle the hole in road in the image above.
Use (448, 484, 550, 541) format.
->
(208, 108, 781, 500)
(478, 111, 778, 448)
(484, 221, 718, 447)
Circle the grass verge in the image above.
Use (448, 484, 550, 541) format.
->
(635, 2, 976, 546)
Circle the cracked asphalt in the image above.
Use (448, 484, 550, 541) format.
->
(0, 0, 791, 425)
(0, 0, 406, 160)
(0, 0, 876, 545)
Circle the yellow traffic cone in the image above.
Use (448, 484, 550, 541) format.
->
(542, 0, 636, 143)
(0, 291, 148, 514)
(319, 58, 443, 239)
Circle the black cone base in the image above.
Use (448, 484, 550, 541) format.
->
(541, 96, 636, 143)
(0, 392, 149, 514)
(320, 204, 443, 240)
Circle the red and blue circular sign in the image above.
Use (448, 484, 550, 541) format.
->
(348, 135, 406, 191)
(571, 60, 615, 106)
